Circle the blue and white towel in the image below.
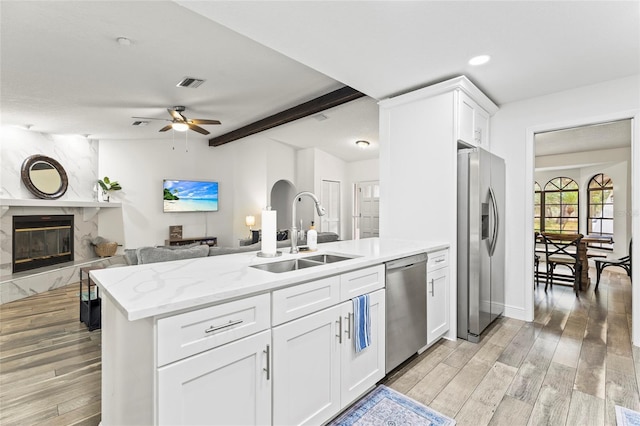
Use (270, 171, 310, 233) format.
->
(352, 294, 371, 353)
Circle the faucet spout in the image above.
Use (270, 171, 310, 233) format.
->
(291, 191, 326, 254)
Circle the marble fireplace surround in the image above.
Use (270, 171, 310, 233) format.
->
(0, 199, 123, 304)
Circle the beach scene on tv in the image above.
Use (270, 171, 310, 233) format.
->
(163, 180, 219, 212)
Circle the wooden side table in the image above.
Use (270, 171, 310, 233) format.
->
(79, 266, 103, 331)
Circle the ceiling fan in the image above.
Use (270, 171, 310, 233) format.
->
(132, 106, 221, 135)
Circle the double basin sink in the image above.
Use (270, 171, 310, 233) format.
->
(251, 253, 356, 273)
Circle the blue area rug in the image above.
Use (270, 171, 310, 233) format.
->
(616, 405, 640, 426)
(328, 385, 456, 426)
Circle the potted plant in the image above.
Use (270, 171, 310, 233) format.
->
(97, 176, 122, 202)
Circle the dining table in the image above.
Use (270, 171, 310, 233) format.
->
(536, 233, 614, 290)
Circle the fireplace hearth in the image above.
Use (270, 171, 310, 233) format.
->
(13, 215, 74, 273)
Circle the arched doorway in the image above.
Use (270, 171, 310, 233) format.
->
(270, 180, 297, 231)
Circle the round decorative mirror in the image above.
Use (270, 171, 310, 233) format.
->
(21, 155, 69, 199)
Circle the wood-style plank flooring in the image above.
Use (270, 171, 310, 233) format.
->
(0, 268, 635, 425)
(386, 269, 638, 425)
(0, 285, 101, 426)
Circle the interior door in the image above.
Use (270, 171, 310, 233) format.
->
(321, 180, 341, 234)
(355, 181, 379, 239)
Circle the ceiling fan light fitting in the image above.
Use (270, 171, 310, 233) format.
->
(172, 122, 189, 132)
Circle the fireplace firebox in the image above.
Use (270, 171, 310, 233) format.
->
(13, 215, 74, 273)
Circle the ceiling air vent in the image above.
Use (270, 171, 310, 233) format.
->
(176, 77, 206, 88)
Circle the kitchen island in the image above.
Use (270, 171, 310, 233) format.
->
(92, 237, 449, 425)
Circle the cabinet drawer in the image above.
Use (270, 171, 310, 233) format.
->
(340, 265, 385, 301)
(427, 249, 449, 272)
(157, 293, 270, 366)
(272, 276, 340, 326)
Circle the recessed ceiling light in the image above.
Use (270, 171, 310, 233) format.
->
(116, 37, 131, 46)
(355, 140, 370, 148)
(468, 55, 491, 66)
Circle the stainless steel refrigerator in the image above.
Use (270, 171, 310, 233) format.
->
(457, 147, 505, 343)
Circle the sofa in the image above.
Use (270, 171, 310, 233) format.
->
(123, 232, 340, 265)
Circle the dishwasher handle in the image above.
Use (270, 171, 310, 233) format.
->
(385, 253, 428, 271)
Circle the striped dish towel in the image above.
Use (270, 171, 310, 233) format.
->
(352, 294, 371, 353)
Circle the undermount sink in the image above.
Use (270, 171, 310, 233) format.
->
(303, 254, 354, 264)
(251, 253, 356, 273)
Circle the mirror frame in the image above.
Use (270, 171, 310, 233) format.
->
(20, 155, 69, 199)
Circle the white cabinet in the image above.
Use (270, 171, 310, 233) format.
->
(158, 330, 271, 426)
(427, 249, 450, 345)
(156, 293, 272, 426)
(457, 91, 490, 148)
(340, 289, 385, 406)
(273, 287, 386, 426)
(272, 304, 342, 425)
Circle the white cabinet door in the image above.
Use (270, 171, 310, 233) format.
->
(273, 305, 341, 426)
(474, 106, 490, 147)
(340, 289, 385, 407)
(427, 267, 450, 345)
(457, 91, 490, 148)
(157, 330, 271, 426)
(458, 92, 476, 145)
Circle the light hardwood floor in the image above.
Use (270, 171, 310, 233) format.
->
(0, 285, 101, 425)
(0, 268, 636, 425)
(385, 269, 639, 426)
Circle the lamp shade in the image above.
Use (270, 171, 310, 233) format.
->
(245, 215, 256, 227)
(172, 122, 189, 132)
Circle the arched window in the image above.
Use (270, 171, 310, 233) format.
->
(543, 177, 579, 234)
(588, 173, 614, 249)
(534, 182, 542, 232)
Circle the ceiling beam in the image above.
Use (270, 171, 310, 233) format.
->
(209, 86, 365, 147)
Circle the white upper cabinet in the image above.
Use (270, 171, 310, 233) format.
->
(457, 91, 491, 148)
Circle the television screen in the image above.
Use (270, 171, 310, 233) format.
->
(163, 180, 219, 212)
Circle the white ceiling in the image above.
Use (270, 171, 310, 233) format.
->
(535, 119, 632, 157)
(2, 1, 639, 162)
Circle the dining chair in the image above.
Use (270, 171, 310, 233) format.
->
(534, 232, 540, 287)
(540, 232, 584, 296)
(594, 238, 632, 291)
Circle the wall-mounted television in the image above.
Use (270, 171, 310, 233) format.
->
(163, 179, 219, 212)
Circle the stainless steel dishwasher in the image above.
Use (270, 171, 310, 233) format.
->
(385, 252, 429, 373)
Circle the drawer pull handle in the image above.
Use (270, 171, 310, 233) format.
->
(205, 319, 243, 334)
(263, 344, 271, 380)
(435, 258, 445, 263)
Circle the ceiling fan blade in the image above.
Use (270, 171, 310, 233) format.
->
(159, 124, 173, 132)
(168, 108, 186, 122)
(132, 116, 171, 121)
(188, 124, 210, 135)
(189, 119, 221, 125)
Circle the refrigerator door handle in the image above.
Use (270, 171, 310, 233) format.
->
(489, 186, 499, 256)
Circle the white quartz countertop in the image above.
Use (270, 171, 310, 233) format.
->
(91, 238, 449, 321)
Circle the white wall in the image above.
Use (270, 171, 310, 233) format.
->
(491, 74, 640, 323)
(99, 133, 298, 248)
